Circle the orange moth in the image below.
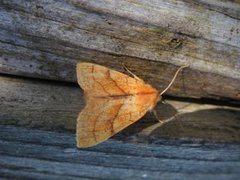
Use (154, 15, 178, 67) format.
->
(76, 62, 187, 147)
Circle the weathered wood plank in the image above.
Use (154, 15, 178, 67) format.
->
(75, 0, 240, 46)
(0, 76, 81, 130)
(1, 75, 239, 143)
(2, 154, 238, 180)
(0, 168, 84, 180)
(3, 141, 238, 174)
(1, 126, 239, 162)
(0, 126, 240, 180)
(0, 0, 239, 100)
(183, 0, 240, 19)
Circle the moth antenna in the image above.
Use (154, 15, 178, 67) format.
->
(160, 64, 189, 96)
(122, 63, 142, 81)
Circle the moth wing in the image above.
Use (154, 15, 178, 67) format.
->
(77, 93, 158, 147)
(76, 63, 158, 147)
(76, 63, 156, 97)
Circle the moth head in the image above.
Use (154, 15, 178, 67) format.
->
(149, 92, 161, 111)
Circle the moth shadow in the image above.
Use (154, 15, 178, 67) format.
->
(114, 102, 178, 142)
(114, 101, 240, 144)
(148, 108, 240, 143)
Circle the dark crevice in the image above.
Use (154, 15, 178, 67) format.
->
(163, 95, 240, 108)
(1, 69, 239, 107)
(0, 73, 78, 87)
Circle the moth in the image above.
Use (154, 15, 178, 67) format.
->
(76, 62, 187, 147)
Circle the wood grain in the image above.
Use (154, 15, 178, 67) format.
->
(0, 75, 82, 130)
(0, 126, 239, 179)
(0, 0, 239, 100)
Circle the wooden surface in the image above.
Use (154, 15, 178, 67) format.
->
(0, 0, 240, 100)
(1, 75, 239, 143)
(0, 1, 240, 178)
(0, 125, 240, 180)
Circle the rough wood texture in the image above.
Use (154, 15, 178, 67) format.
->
(1, 75, 239, 143)
(0, 76, 81, 130)
(0, 0, 240, 100)
(0, 126, 240, 179)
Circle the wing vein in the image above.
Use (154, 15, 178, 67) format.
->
(110, 103, 124, 134)
(107, 69, 127, 94)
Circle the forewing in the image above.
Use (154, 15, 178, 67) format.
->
(77, 93, 158, 147)
(77, 63, 156, 97)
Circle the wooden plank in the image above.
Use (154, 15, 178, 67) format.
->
(0, 126, 239, 179)
(1, 75, 239, 143)
(1, 126, 239, 162)
(0, 75, 81, 130)
(0, 0, 239, 100)
(0, 168, 84, 180)
(183, 0, 240, 19)
(2, 155, 238, 180)
(2, 139, 240, 173)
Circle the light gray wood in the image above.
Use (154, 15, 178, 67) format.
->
(0, 0, 239, 100)
(184, 0, 240, 19)
(1, 75, 239, 143)
(0, 126, 239, 180)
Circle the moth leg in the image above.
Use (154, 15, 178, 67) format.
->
(161, 99, 167, 105)
(152, 109, 164, 123)
(153, 107, 181, 125)
(162, 114, 178, 124)
(122, 63, 142, 81)
(139, 112, 179, 137)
